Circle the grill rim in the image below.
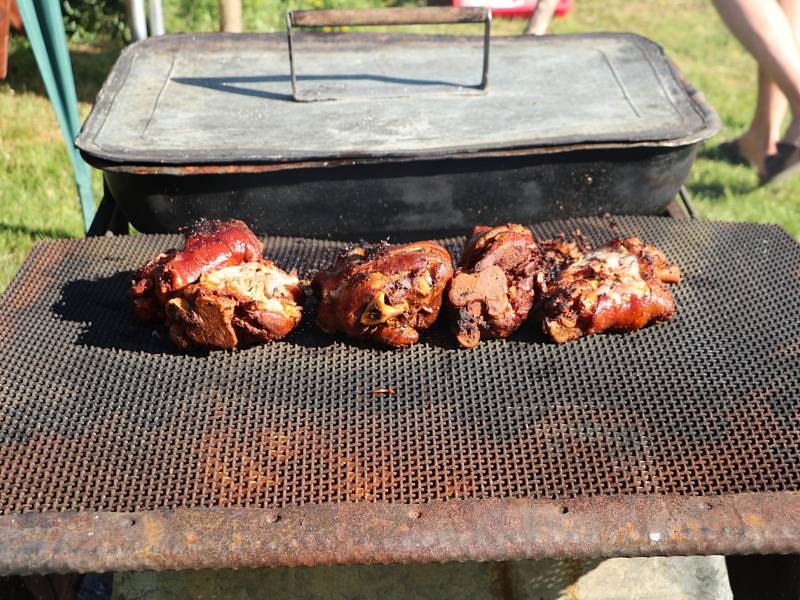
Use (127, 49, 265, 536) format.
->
(1, 491, 799, 574)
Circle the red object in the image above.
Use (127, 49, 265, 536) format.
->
(0, 0, 10, 80)
(1, 0, 21, 80)
(453, 0, 572, 18)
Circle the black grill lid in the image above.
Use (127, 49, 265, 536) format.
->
(76, 30, 719, 166)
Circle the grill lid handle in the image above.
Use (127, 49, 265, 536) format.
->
(286, 7, 492, 102)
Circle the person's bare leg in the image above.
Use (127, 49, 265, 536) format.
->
(738, 68, 785, 175)
(779, 0, 800, 144)
(712, 0, 800, 115)
(714, 0, 800, 173)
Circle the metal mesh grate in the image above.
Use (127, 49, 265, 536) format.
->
(0, 216, 798, 514)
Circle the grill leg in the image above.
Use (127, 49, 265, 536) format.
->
(678, 185, 697, 218)
(0, 573, 82, 599)
(664, 186, 697, 219)
(88, 181, 129, 236)
(664, 199, 687, 219)
(726, 555, 800, 600)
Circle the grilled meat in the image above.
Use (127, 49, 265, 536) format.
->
(165, 259, 303, 350)
(314, 241, 454, 348)
(537, 237, 681, 343)
(129, 219, 263, 321)
(532, 238, 585, 297)
(129, 219, 302, 350)
(447, 224, 539, 348)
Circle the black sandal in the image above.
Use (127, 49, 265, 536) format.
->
(761, 142, 800, 185)
(715, 139, 752, 167)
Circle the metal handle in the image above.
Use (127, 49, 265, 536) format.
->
(286, 7, 492, 102)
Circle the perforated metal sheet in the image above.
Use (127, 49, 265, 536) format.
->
(0, 216, 798, 515)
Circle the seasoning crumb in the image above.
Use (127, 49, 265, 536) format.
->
(571, 228, 591, 250)
(602, 212, 620, 229)
(371, 388, 397, 396)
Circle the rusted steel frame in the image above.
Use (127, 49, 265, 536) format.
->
(665, 198, 688, 219)
(0, 492, 798, 575)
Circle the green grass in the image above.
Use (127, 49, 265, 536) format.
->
(544, 0, 800, 238)
(0, 40, 119, 287)
(1, 0, 798, 291)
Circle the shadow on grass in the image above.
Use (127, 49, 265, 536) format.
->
(6, 35, 121, 103)
(687, 175, 759, 200)
(0, 222, 77, 240)
(693, 145, 760, 200)
(698, 143, 748, 166)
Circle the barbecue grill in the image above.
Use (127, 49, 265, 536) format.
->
(2, 7, 799, 581)
(76, 7, 719, 238)
(0, 216, 799, 573)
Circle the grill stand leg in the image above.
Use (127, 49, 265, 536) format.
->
(677, 185, 697, 218)
(88, 181, 129, 236)
(664, 186, 697, 219)
(726, 554, 800, 600)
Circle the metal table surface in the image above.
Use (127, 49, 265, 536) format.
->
(0, 216, 798, 574)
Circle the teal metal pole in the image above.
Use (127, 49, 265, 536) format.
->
(17, 0, 95, 233)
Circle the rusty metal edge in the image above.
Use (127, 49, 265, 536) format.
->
(0, 492, 798, 574)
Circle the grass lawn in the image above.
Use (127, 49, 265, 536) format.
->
(1, 0, 798, 291)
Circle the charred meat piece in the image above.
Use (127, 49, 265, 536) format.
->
(537, 237, 681, 343)
(165, 259, 303, 350)
(532, 238, 585, 297)
(128, 219, 302, 350)
(447, 224, 539, 348)
(314, 241, 454, 348)
(129, 219, 263, 321)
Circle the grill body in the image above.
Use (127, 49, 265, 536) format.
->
(77, 32, 718, 237)
(103, 146, 699, 239)
(0, 217, 798, 572)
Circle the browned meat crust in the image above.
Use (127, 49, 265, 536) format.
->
(447, 224, 539, 348)
(129, 220, 302, 350)
(129, 219, 263, 321)
(165, 259, 303, 350)
(313, 241, 454, 348)
(536, 237, 681, 343)
(531, 238, 585, 297)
